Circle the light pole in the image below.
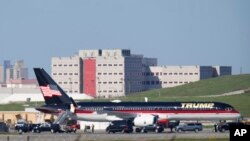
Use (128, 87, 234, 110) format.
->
(10, 79, 13, 94)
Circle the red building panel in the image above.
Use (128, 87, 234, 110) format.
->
(83, 58, 96, 97)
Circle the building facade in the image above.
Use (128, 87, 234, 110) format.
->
(51, 49, 231, 98)
(143, 66, 225, 89)
(5, 60, 29, 83)
(0, 65, 3, 83)
(51, 56, 82, 94)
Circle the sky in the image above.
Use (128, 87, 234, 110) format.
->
(0, 0, 249, 78)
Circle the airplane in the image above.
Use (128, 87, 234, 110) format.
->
(34, 68, 241, 127)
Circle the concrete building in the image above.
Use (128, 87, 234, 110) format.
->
(5, 60, 29, 83)
(144, 65, 231, 89)
(79, 49, 151, 97)
(51, 56, 82, 94)
(0, 65, 3, 83)
(51, 49, 231, 98)
(3, 60, 12, 83)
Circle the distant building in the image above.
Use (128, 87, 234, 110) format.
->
(0, 65, 3, 83)
(6, 79, 37, 88)
(3, 60, 12, 82)
(5, 60, 29, 83)
(51, 56, 82, 94)
(144, 66, 231, 89)
(51, 49, 232, 98)
(52, 49, 156, 97)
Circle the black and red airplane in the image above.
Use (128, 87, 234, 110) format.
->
(34, 68, 241, 127)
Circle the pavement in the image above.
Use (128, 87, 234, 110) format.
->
(0, 128, 229, 141)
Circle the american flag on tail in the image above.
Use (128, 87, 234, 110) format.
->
(40, 85, 62, 97)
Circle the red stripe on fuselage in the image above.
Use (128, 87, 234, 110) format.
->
(75, 109, 94, 114)
(114, 110, 239, 114)
(74, 109, 239, 114)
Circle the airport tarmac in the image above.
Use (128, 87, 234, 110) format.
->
(0, 128, 229, 141)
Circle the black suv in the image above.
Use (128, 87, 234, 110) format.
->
(106, 120, 133, 133)
(135, 124, 164, 133)
(32, 123, 61, 133)
(218, 122, 244, 132)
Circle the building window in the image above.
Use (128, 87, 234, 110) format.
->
(184, 73, 188, 75)
(174, 73, 178, 75)
(114, 64, 118, 66)
(156, 72, 159, 76)
(69, 64, 72, 67)
(151, 81, 155, 85)
(53, 64, 57, 67)
(74, 64, 78, 66)
(74, 82, 78, 84)
(58, 73, 62, 75)
(69, 73, 73, 75)
(109, 82, 112, 84)
(98, 64, 101, 66)
(64, 64, 67, 66)
(108, 64, 112, 66)
(103, 73, 107, 75)
(114, 73, 117, 75)
(58, 64, 62, 67)
(119, 64, 123, 66)
(114, 82, 118, 84)
(98, 73, 102, 75)
(74, 73, 78, 75)
(119, 73, 123, 75)
(103, 64, 107, 66)
(58, 82, 62, 84)
(64, 82, 67, 84)
(53, 73, 57, 75)
(195, 73, 199, 75)
(164, 81, 167, 84)
(189, 73, 193, 75)
(64, 73, 67, 75)
(109, 73, 112, 75)
(169, 73, 172, 75)
(179, 73, 183, 75)
(103, 82, 107, 84)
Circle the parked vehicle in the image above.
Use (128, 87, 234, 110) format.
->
(62, 120, 80, 133)
(175, 123, 203, 133)
(106, 120, 133, 133)
(218, 122, 244, 132)
(32, 122, 61, 133)
(135, 124, 164, 133)
(0, 122, 9, 133)
(15, 121, 32, 134)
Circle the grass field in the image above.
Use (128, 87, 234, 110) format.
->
(123, 74, 250, 99)
(0, 74, 249, 117)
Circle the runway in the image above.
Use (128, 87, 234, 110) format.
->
(0, 128, 229, 141)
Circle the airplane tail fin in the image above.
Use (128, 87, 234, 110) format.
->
(34, 68, 73, 107)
